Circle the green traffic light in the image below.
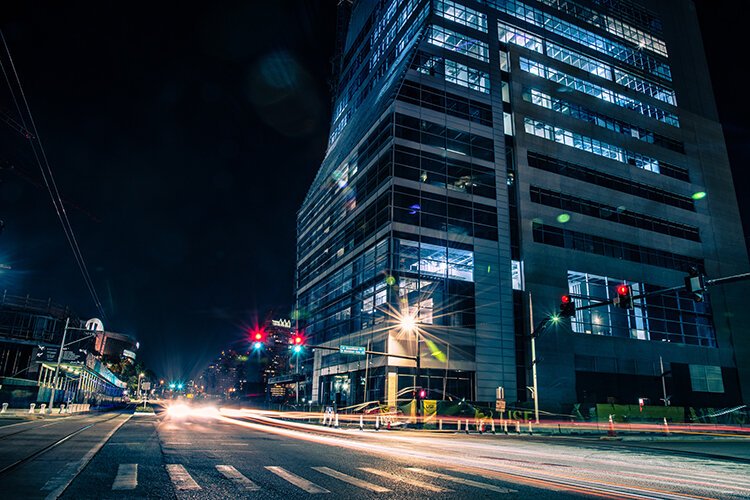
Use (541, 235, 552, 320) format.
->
(292, 345, 302, 354)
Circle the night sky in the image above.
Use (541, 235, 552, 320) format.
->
(1, 2, 748, 381)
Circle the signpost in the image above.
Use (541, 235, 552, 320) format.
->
(339, 345, 366, 355)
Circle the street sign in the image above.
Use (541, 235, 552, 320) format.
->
(339, 345, 366, 355)
(495, 399, 506, 412)
(141, 382, 151, 391)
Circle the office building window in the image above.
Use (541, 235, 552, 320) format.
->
(689, 365, 724, 393)
(435, 0, 488, 32)
(428, 25, 489, 62)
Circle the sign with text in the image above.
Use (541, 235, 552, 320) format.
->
(339, 345, 366, 355)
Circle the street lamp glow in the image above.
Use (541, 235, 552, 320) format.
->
(399, 313, 417, 332)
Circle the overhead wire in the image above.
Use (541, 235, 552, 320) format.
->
(0, 30, 106, 319)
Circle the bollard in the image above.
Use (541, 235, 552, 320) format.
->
(465, 419, 470, 434)
(503, 419, 509, 435)
(334, 413, 339, 429)
(491, 419, 496, 434)
(321, 413, 327, 425)
(457, 419, 462, 432)
(39, 403, 47, 414)
(515, 420, 521, 435)
(1, 402, 8, 413)
(528, 420, 533, 436)
(29, 403, 36, 413)
(59, 404, 65, 414)
(663, 417, 670, 436)
(478, 419, 484, 434)
(608, 414, 617, 437)
(359, 414, 364, 431)
(375, 415, 380, 431)
(438, 419, 443, 431)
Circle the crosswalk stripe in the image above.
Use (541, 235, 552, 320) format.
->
(359, 467, 452, 492)
(112, 464, 138, 490)
(216, 465, 260, 491)
(166, 464, 201, 491)
(406, 467, 516, 493)
(265, 466, 330, 494)
(312, 466, 391, 493)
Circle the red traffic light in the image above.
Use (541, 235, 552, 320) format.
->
(615, 284, 633, 309)
(250, 327, 267, 343)
(559, 294, 575, 317)
(293, 335, 303, 345)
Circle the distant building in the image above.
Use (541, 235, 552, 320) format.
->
(201, 318, 296, 402)
(296, 0, 749, 413)
(0, 290, 128, 407)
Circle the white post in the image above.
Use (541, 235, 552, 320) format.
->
(359, 414, 364, 431)
(660, 356, 668, 406)
(529, 293, 540, 424)
(49, 318, 70, 411)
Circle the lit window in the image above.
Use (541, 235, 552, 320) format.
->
(428, 25, 489, 62)
(435, 0, 488, 32)
(511, 260, 524, 290)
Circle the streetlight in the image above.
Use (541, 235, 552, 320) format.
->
(399, 312, 422, 427)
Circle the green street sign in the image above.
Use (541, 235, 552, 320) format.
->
(339, 345, 366, 355)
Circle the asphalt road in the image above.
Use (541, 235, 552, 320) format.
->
(1, 407, 749, 499)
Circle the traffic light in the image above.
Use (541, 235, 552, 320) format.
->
(291, 333, 305, 353)
(559, 294, 575, 318)
(684, 268, 706, 302)
(615, 284, 633, 309)
(250, 327, 267, 350)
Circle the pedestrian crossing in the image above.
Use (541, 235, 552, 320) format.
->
(107, 462, 517, 495)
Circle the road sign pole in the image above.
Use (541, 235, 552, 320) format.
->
(49, 317, 70, 412)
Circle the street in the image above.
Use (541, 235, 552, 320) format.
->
(1, 407, 748, 499)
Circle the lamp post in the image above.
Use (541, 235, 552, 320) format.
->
(399, 313, 422, 427)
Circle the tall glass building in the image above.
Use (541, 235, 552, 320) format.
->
(296, 0, 749, 411)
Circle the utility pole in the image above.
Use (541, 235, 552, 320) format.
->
(49, 317, 70, 411)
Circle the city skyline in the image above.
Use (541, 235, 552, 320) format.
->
(1, 0, 748, 384)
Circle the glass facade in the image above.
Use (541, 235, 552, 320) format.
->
(297, 0, 739, 410)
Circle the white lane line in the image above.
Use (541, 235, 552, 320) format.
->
(359, 467, 452, 492)
(166, 464, 201, 491)
(406, 467, 516, 493)
(112, 464, 138, 490)
(216, 465, 260, 491)
(43, 413, 132, 500)
(312, 466, 391, 493)
(265, 466, 329, 494)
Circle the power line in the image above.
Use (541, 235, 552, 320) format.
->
(0, 30, 106, 319)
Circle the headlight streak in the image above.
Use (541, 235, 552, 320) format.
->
(208, 410, 734, 500)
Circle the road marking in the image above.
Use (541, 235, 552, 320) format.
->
(216, 465, 260, 491)
(42, 462, 78, 492)
(265, 466, 329, 494)
(166, 464, 201, 491)
(359, 467, 452, 492)
(312, 466, 391, 493)
(43, 413, 132, 500)
(406, 467, 516, 493)
(112, 464, 138, 490)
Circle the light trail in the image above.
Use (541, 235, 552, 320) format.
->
(199, 410, 733, 500)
